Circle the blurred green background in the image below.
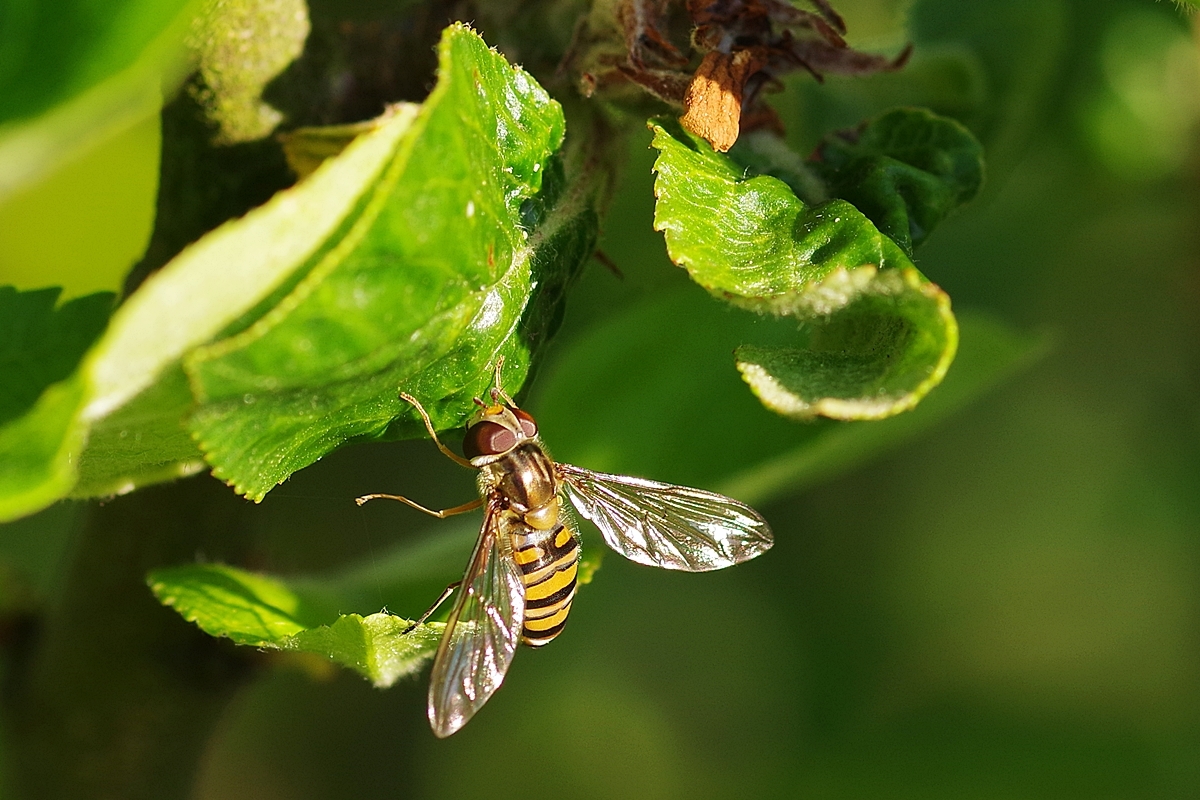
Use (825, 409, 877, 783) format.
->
(2, 0, 1198, 798)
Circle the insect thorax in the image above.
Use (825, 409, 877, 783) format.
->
(477, 440, 559, 515)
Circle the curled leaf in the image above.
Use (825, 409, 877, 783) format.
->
(650, 118, 958, 421)
(0, 23, 607, 522)
(811, 107, 985, 253)
(184, 23, 585, 501)
(735, 266, 957, 419)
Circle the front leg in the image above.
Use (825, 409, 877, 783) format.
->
(354, 494, 484, 518)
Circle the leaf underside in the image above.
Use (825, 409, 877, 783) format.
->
(148, 563, 442, 687)
(187, 24, 574, 500)
(0, 23, 599, 521)
(649, 117, 961, 421)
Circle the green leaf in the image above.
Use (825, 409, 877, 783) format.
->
(69, 366, 207, 499)
(185, 23, 589, 501)
(146, 501, 601, 681)
(0, 23, 604, 522)
(279, 116, 396, 180)
(726, 129, 828, 206)
(148, 504, 607, 686)
(0, 99, 424, 523)
(0, 377, 89, 523)
(532, 286, 1045, 505)
(0, 287, 112, 521)
(649, 119, 958, 421)
(735, 268, 956, 420)
(186, 0, 310, 145)
(0, 0, 196, 201)
(148, 563, 442, 687)
(149, 564, 311, 645)
(0, 287, 113, 427)
(809, 107, 985, 254)
(288, 614, 443, 688)
(146, 298, 1040, 682)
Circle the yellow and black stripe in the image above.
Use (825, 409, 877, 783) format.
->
(511, 521, 579, 647)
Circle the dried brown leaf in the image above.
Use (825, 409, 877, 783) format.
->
(680, 48, 766, 152)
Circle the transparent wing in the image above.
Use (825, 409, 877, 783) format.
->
(427, 501, 524, 738)
(558, 463, 773, 572)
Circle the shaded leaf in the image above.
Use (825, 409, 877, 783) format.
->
(0, 287, 112, 521)
(0, 287, 113, 426)
(649, 119, 956, 420)
(279, 113, 401, 180)
(0, 377, 90, 523)
(69, 367, 207, 499)
(810, 107, 984, 253)
(735, 267, 956, 420)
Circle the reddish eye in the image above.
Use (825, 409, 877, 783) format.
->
(512, 408, 538, 438)
(463, 421, 516, 459)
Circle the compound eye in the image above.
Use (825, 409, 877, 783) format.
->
(512, 408, 538, 438)
(463, 421, 517, 459)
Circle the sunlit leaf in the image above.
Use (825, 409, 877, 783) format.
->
(148, 563, 442, 686)
(184, 23, 592, 500)
(0, 24, 603, 521)
(649, 119, 958, 421)
(0, 100, 421, 523)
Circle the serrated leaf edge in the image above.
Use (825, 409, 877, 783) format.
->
(735, 266, 959, 420)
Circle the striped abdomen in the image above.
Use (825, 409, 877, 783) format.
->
(510, 521, 579, 647)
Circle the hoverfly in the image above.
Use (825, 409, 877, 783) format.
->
(356, 364, 773, 737)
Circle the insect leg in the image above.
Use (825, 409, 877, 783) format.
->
(402, 580, 463, 634)
(354, 494, 484, 517)
(399, 392, 475, 468)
